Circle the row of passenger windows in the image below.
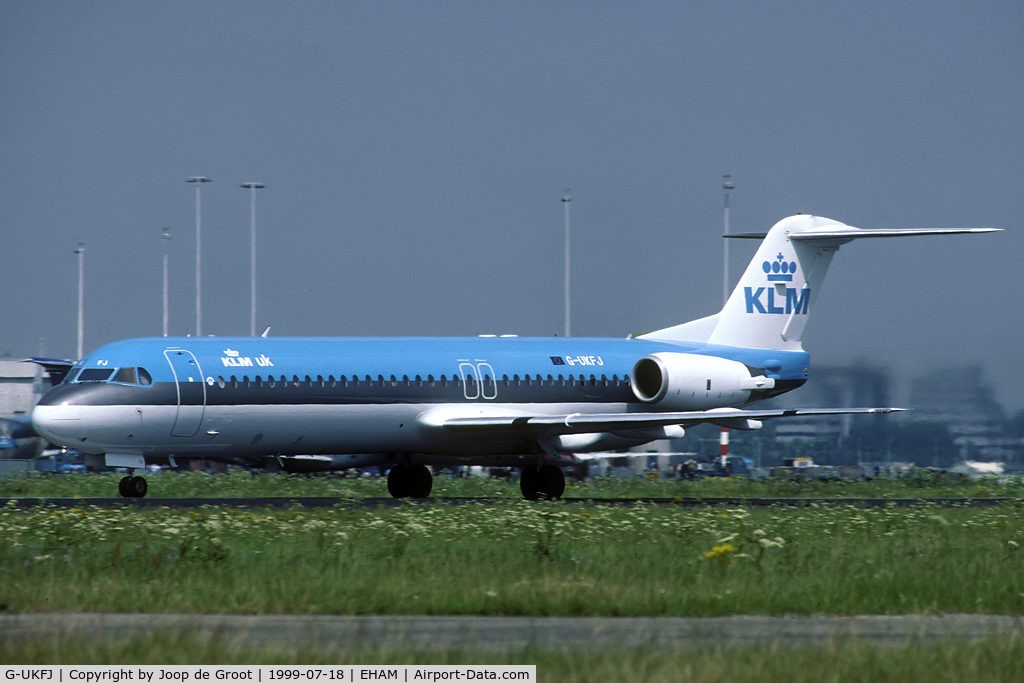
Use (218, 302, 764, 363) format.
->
(213, 373, 631, 390)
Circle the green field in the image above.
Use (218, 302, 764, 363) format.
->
(2, 467, 1023, 500)
(3, 471, 1024, 675)
(2, 487, 1023, 615)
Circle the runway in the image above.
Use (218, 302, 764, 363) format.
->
(3, 613, 1023, 653)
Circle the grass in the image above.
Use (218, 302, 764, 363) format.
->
(2, 498, 1024, 615)
(1, 467, 1022, 500)
(3, 479, 1024, 675)
(4, 632, 1024, 682)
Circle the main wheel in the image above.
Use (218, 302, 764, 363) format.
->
(520, 464, 540, 500)
(537, 464, 565, 500)
(118, 475, 132, 498)
(127, 476, 148, 498)
(407, 463, 433, 498)
(387, 463, 410, 498)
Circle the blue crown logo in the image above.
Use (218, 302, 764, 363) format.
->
(762, 253, 796, 282)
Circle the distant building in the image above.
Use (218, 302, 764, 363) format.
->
(0, 360, 44, 416)
(908, 365, 1017, 462)
(771, 361, 892, 443)
(764, 361, 1022, 464)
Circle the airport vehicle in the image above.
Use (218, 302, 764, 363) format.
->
(0, 413, 45, 460)
(31, 215, 996, 499)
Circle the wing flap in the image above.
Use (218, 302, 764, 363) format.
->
(442, 407, 903, 436)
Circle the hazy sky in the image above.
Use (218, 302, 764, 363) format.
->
(2, 1, 1022, 411)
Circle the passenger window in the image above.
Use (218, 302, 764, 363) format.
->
(217, 376, 226, 389)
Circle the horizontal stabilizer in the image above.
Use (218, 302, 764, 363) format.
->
(646, 215, 1001, 349)
(789, 227, 1001, 244)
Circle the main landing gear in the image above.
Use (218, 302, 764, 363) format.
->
(387, 462, 433, 498)
(118, 474, 148, 498)
(384, 461, 565, 501)
(519, 463, 565, 500)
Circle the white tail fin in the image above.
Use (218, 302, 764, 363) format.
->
(642, 215, 998, 351)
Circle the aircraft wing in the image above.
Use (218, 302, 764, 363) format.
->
(441, 407, 903, 436)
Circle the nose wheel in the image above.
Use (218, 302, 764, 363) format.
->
(118, 475, 148, 498)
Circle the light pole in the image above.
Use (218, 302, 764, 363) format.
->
(722, 174, 734, 306)
(562, 191, 571, 338)
(241, 182, 265, 336)
(74, 242, 84, 359)
(720, 175, 734, 469)
(186, 176, 211, 336)
(161, 228, 171, 337)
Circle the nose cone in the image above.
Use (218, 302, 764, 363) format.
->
(31, 402, 81, 448)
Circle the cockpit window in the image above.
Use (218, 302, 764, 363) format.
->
(77, 368, 115, 382)
(138, 368, 152, 385)
(63, 369, 81, 383)
(112, 367, 138, 384)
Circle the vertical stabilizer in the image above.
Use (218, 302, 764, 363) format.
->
(706, 214, 841, 350)
(642, 215, 998, 351)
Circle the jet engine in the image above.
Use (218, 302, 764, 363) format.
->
(630, 352, 774, 411)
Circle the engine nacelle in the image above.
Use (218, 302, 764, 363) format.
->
(630, 352, 774, 411)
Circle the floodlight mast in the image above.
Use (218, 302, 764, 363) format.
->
(74, 242, 84, 359)
(241, 182, 265, 337)
(186, 176, 211, 336)
(722, 175, 734, 306)
(562, 191, 571, 338)
(161, 228, 171, 336)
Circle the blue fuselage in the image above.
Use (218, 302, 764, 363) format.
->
(33, 336, 808, 463)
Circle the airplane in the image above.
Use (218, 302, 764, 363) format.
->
(30, 214, 998, 499)
(0, 413, 45, 460)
